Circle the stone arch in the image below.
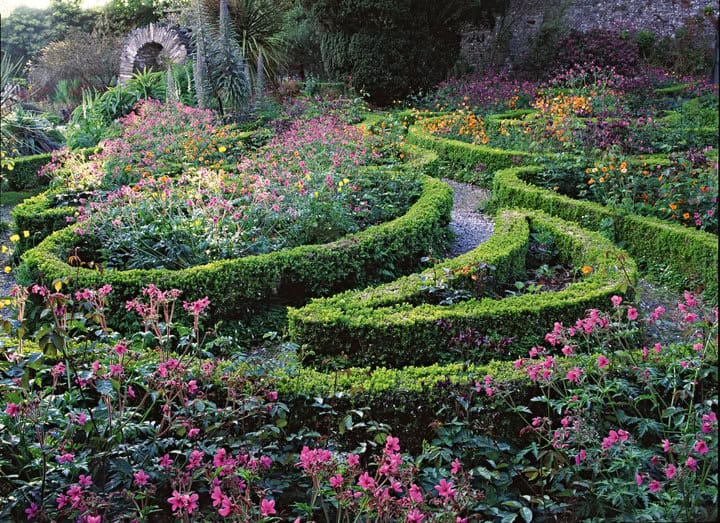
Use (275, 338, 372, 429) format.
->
(119, 23, 190, 84)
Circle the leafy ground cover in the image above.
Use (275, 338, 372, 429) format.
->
(1, 64, 718, 523)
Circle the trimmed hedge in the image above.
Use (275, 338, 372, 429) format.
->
(19, 175, 453, 328)
(1, 153, 53, 191)
(1, 147, 100, 192)
(492, 166, 718, 298)
(288, 209, 637, 369)
(407, 121, 532, 185)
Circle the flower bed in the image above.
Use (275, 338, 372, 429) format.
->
(19, 174, 452, 327)
(288, 209, 636, 368)
(492, 166, 718, 298)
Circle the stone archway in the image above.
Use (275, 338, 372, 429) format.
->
(119, 23, 189, 84)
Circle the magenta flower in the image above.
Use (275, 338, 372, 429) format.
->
(358, 471, 376, 490)
(330, 474, 344, 488)
(450, 458, 462, 474)
(4, 402, 20, 417)
(597, 355, 609, 368)
(575, 449, 587, 466)
(694, 440, 709, 455)
(611, 295, 623, 308)
(133, 469, 150, 487)
(385, 435, 400, 453)
(434, 478, 456, 499)
(661, 439, 672, 453)
(260, 498, 276, 516)
(686, 456, 698, 472)
(627, 307, 638, 321)
(566, 367, 582, 383)
(24, 502, 39, 520)
(57, 452, 74, 464)
(648, 480, 661, 493)
(347, 453, 360, 467)
(665, 464, 677, 479)
(406, 508, 426, 522)
(409, 483, 424, 503)
(635, 473, 643, 485)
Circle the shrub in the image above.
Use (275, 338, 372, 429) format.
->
(305, 0, 486, 105)
(18, 175, 452, 329)
(288, 209, 637, 368)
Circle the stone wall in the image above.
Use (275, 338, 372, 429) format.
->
(460, 0, 718, 70)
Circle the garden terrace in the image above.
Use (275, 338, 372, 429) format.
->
(289, 209, 636, 369)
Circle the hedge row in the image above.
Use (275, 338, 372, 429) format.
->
(492, 166, 718, 298)
(0, 147, 101, 192)
(406, 121, 532, 185)
(19, 175, 453, 329)
(288, 209, 637, 369)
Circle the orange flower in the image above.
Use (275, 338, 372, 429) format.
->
(683, 212, 690, 220)
(669, 203, 677, 211)
(588, 178, 595, 185)
(581, 266, 593, 275)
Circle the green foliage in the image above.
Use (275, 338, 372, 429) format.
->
(0, 152, 52, 191)
(492, 166, 718, 300)
(0, 0, 99, 67)
(304, 0, 486, 105)
(65, 70, 169, 148)
(18, 176, 453, 329)
(289, 209, 637, 368)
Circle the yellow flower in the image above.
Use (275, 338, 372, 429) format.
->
(218, 146, 227, 153)
(3, 266, 11, 273)
(9, 234, 20, 243)
(1, 245, 7, 253)
(6, 164, 12, 171)
(581, 265, 593, 275)
(22, 230, 29, 238)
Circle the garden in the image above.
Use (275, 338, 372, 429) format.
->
(0, 1, 718, 522)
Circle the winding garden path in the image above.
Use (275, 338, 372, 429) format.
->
(443, 179, 494, 257)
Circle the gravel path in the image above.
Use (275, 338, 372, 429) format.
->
(1, 205, 16, 318)
(443, 179, 494, 257)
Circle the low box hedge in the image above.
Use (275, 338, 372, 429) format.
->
(1, 153, 53, 191)
(407, 121, 532, 185)
(492, 166, 718, 298)
(288, 209, 637, 369)
(19, 175, 453, 329)
(1, 147, 100, 192)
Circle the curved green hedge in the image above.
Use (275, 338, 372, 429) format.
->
(493, 166, 718, 298)
(288, 209, 637, 369)
(20, 175, 453, 327)
(406, 121, 532, 185)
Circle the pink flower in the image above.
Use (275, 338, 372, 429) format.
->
(168, 491, 184, 513)
(57, 452, 74, 464)
(407, 508, 426, 522)
(260, 498, 276, 516)
(611, 295, 623, 308)
(4, 402, 20, 417)
(133, 469, 150, 487)
(694, 440, 709, 455)
(648, 480, 661, 493)
(635, 473, 643, 485)
(617, 429, 629, 442)
(566, 367, 582, 383)
(409, 483, 424, 503)
(661, 439, 672, 453)
(575, 449, 587, 466)
(597, 355, 609, 368)
(24, 502, 39, 520)
(434, 478, 456, 499)
(685, 456, 698, 472)
(385, 435, 400, 453)
(86, 516, 101, 523)
(627, 307, 638, 321)
(601, 430, 619, 450)
(78, 474, 92, 487)
(665, 464, 677, 479)
(347, 454, 360, 467)
(450, 458, 462, 474)
(358, 472, 376, 490)
(158, 454, 173, 467)
(330, 474, 344, 488)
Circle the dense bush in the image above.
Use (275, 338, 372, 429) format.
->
(289, 209, 636, 368)
(304, 0, 485, 105)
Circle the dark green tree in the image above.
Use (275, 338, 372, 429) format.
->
(0, 0, 98, 69)
(303, 0, 486, 105)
